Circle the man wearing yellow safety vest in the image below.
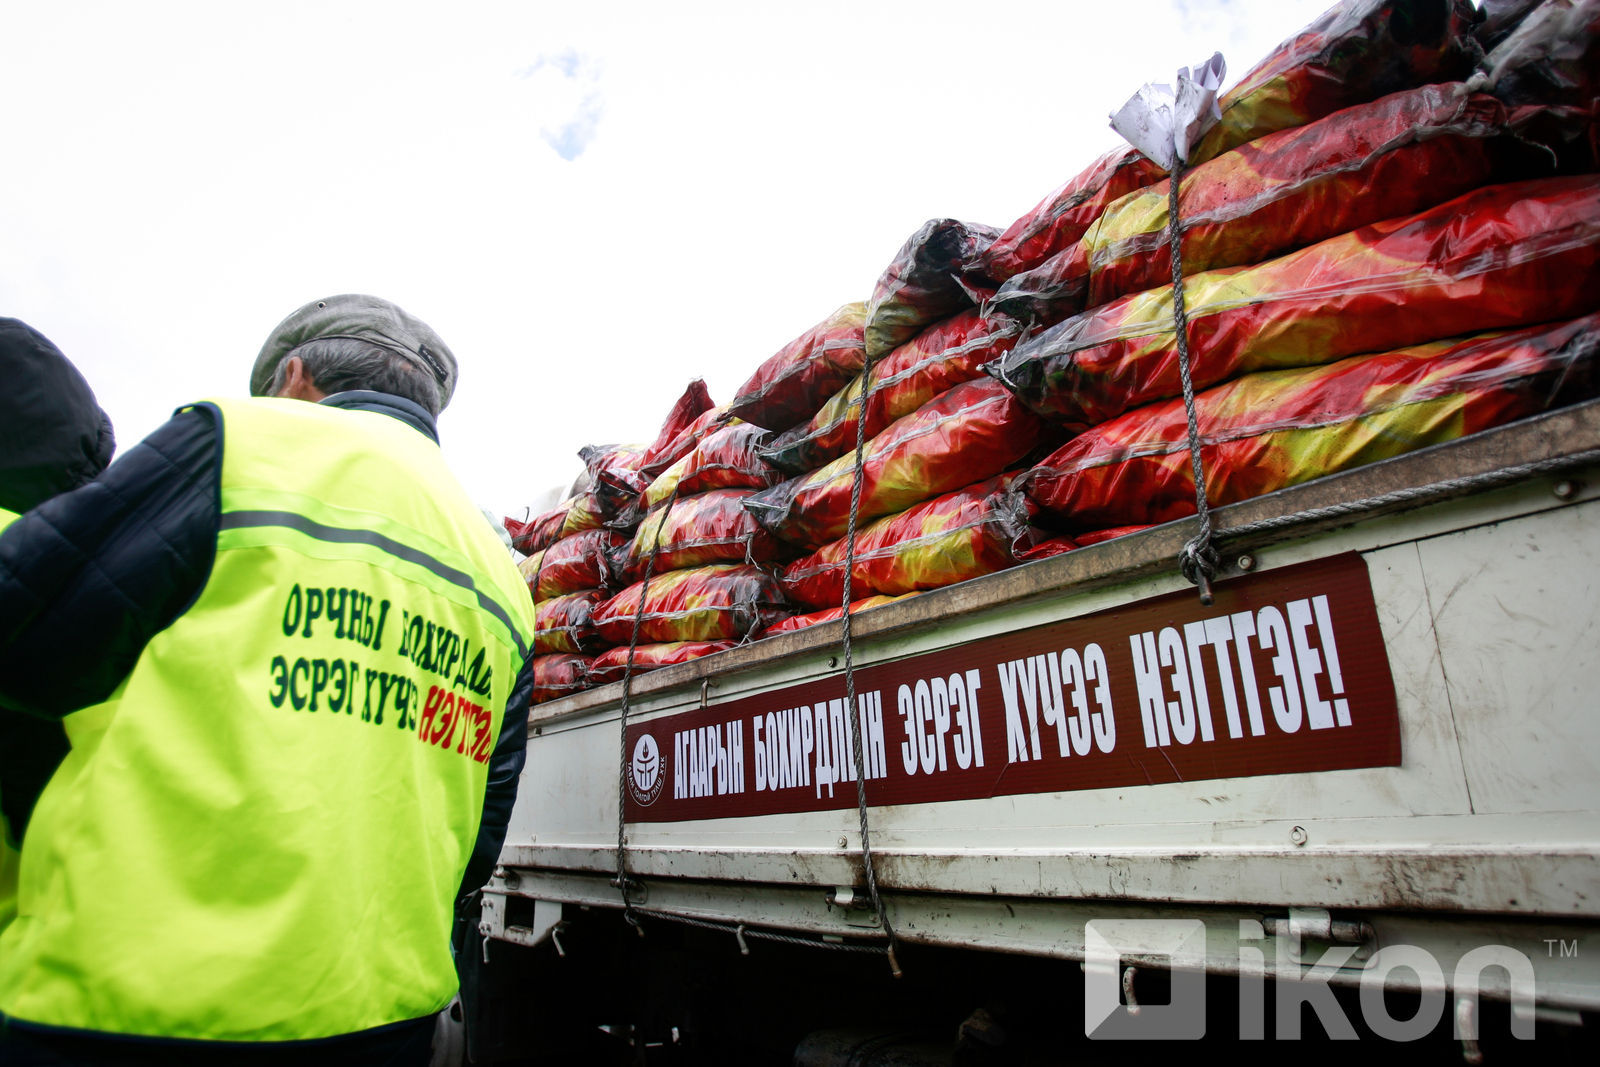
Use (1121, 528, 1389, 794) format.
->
(0, 296, 538, 1066)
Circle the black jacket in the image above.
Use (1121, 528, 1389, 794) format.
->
(0, 319, 114, 850)
(0, 391, 533, 904)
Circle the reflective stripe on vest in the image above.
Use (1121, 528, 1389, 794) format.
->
(0, 399, 535, 1041)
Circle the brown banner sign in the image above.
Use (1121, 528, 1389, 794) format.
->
(623, 553, 1400, 822)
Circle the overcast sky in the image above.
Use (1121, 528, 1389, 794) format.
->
(1, 0, 1348, 518)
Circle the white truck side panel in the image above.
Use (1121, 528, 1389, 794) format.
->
(492, 408, 1600, 1009)
(506, 485, 1598, 915)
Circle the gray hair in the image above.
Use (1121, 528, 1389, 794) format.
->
(269, 337, 443, 417)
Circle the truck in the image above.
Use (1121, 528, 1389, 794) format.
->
(446, 2, 1600, 1057)
(455, 398, 1600, 1063)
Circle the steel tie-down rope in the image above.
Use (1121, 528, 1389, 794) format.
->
(606, 475, 901, 968)
(1167, 158, 1220, 605)
(614, 483, 682, 931)
(838, 346, 903, 978)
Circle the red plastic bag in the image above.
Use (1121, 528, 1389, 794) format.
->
(642, 404, 730, 477)
(865, 219, 1000, 360)
(1187, 0, 1479, 164)
(1020, 313, 1600, 527)
(642, 380, 715, 471)
(1014, 535, 1078, 562)
(763, 311, 1024, 474)
(995, 85, 1539, 327)
(988, 244, 1093, 333)
(988, 177, 1600, 429)
(532, 653, 593, 704)
(760, 595, 914, 637)
(779, 475, 1040, 609)
(512, 491, 607, 556)
(1011, 526, 1153, 562)
(534, 589, 606, 655)
(587, 641, 739, 685)
(633, 422, 780, 517)
(618, 488, 789, 582)
(1077, 525, 1154, 546)
(728, 303, 868, 432)
(1480, 0, 1600, 171)
(579, 443, 651, 521)
(980, 147, 1166, 285)
(593, 383, 716, 510)
(592, 564, 790, 645)
(746, 378, 1056, 550)
(980, 0, 1479, 283)
(503, 515, 534, 549)
(518, 528, 629, 600)
(1482, 0, 1600, 112)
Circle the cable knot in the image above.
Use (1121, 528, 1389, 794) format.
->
(1178, 535, 1218, 605)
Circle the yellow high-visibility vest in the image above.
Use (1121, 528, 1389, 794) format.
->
(0, 398, 535, 1041)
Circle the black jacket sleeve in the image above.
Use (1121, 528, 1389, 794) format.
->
(0, 407, 220, 718)
(456, 652, 535, 905)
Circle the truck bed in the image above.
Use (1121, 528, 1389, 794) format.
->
(488, 399, 1600, 1012)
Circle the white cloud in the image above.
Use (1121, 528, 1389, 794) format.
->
(518, 49, 606, 161)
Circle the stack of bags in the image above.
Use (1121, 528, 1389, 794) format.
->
(515, 384, 799, 703)
(986, 0, 1600, 537)
(741, 223, 1064, 629)
(587, 411, 793, 686)
(514, 0, 1600, 704)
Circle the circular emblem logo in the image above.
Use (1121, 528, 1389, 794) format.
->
(628, 733, 665, 807)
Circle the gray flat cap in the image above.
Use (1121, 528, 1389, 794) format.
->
(251, 294, 458, 407)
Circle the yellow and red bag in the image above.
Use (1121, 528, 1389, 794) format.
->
(728, 303, 868, 432)
(532, 653, 594, 704)
(642, 404, 730, 478)
(746, 378, 1056, 550)
(633, 422, 779, 516)
(534, 589, 607, 655)
(512, 490, 608, 556)
(1188, 0, 1479, 164)
(1088, 86, 1546, 309)
(980, 147, 1166, 285)
(592, 563, 790, 645)
(761, 595, 915, 638)
(1020, 313, 1600, 527)
(865, 219, 1001, 359)
(618, 489, 789, 583)
(779, 475, 1040, 609)
(587, 641, 740, 685)
(518, 528, 629, 600)
(763, 311, 1023, 474)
